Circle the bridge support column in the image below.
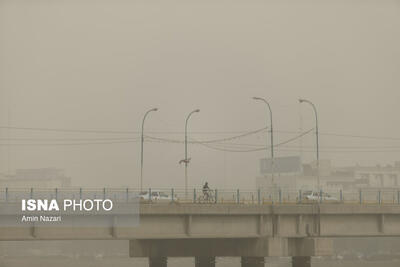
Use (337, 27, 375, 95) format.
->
(292, 256, 311, 267)
(149, 257, 167, 267)
(195, 256, 215, 267)
(241, 257, 264, 267)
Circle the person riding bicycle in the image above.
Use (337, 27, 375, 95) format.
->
(202, 182, 210, 201)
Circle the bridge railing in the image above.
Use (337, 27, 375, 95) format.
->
(1, 187, 400, 205)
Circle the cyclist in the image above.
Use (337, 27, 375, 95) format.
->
(202, 182, 210, 201)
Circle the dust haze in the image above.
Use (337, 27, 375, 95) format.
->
(0, 0, 399, 189)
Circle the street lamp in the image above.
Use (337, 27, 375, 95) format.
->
(298, 99, 320, 189)
(140, 108, 158, 192)
(253, 97, 275, 186)
(184, 109, 200, 198)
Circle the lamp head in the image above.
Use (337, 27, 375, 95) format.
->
(298, 99, 305, 103)
(152, 108, 158, 111)
(194, 109, 200, 113)
(253, 97, 262, 100)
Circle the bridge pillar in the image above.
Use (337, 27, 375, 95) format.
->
(195, 256, 215, 267)
(149, 257, 167, 267)
(292, 256, 311, 267)
(241, 257, 264, 267)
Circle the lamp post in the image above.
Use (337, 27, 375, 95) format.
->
(253, 97, 274, 186)
(184, 109, 200, 198)
(299, 99, 320, 189)
(140, 108, 158, 192)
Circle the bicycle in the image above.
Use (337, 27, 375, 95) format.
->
(197, 189, 215, 203)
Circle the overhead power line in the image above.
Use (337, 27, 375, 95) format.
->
(196, 128, 314, 153)
(278, 149, 400, 153)
(319, 132, 400, 141)
(145, 127, 268, 144)
(0, 125, 137, 134)
(0, 137, 141, 142)
(0, 125, 265, 135)
(0, 140, 140, 146)
(0, 127, 268, 146)
(1, 125, 400, 140)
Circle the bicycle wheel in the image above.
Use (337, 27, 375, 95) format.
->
(197, 195, 205, 203)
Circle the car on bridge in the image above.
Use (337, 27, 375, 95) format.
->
(302, 191, 339, 203)
(139, 190, 174, 202)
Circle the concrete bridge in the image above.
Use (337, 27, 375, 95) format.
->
(2, 202, 400, 267)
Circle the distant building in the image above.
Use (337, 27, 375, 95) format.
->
(338, 164, 400, 189)
(0, 168, 71, 188)
(256, 158, 400, 191)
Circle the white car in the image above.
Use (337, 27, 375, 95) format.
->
(139, 190, 173, 201)
(303, 191, 338, 202)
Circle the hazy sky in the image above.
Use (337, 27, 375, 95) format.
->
(0, 0, 399, 189)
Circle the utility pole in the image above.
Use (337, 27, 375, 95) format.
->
(253, 97, 274, 186)
(140, 108, 158, 192)
(184, 109, 200, 199)
(299, 99, 320, 190)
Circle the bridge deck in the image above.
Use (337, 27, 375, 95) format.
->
(1, 203, 400, 240)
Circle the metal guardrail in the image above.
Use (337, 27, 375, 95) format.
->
(1, 187, 400, 205)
